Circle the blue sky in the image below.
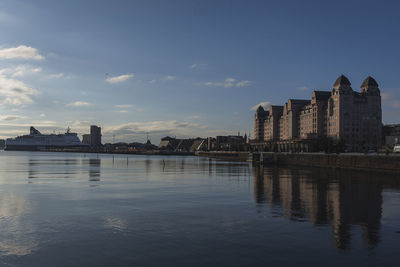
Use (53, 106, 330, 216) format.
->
(0, 0, 399, 143)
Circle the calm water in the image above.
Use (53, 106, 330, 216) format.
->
(0, 151, 399, 266)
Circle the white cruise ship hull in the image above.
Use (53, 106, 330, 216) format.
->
(5, 127, 89, 151)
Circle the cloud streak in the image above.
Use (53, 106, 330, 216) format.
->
(251, 101, 272, 111)
(0, 45, 44, 60)
(165, 75, 176, 81)
(0, 115, 27, 121)
(106, 74, 134, 84)
(381, 92, 400, 108)
(296, 86, 310, 91)
(114, 104, 133, 108)
(66, 101, 91, 107)
(205, 77, 252, 88)
(0, 74, 38, 105)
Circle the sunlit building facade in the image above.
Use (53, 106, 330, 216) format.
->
(253, 75, 382, 151)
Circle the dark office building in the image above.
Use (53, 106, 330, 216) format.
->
(90, 125, 102, 147)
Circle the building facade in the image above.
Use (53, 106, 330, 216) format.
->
(253, 75, 382, 152)
(82, 134, 91, 145)
(382, 124, 400, 145)
(90, 125, 102, 147)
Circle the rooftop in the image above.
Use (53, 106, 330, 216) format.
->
(361, 76, 379, 87)
(334, 75, 351, 87)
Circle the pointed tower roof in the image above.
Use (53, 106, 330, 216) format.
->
(361, 76, 378, 87)
(256, 105, 265, 113)
(334, 75, 351, 87)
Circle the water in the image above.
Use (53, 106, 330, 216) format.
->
(0, 151, 399, 266)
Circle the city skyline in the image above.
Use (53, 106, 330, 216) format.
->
(0, 0, 400, 143)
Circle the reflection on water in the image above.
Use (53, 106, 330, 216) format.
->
(0, 151, 399, 266)
(253, 166, 400, 249)
(28, 158, 79, 179)
(85, 158, 101, 182)
(0, 194, 37, 256)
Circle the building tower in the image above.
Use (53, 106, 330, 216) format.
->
(327, 75, 353, 140)
(90, 125, 102, 147)
(360, 76, 382, 150)
(254, 106, 268, 141)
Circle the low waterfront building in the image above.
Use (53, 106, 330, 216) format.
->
(253, 75, 382, 152)
(158, 137, 207, 152)
(82, 134, 91, 145)
(382, 124, 400, 145)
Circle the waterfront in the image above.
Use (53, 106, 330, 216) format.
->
(0, 151, 399, 266)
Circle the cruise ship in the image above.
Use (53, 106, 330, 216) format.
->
(5, 127, 88, 151)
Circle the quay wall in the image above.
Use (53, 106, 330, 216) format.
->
(196, 151, 400, 172)
(272, 153, 400, 172)
(195, 151, 250, 161)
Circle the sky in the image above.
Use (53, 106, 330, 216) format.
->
(0, 0, 399, 144)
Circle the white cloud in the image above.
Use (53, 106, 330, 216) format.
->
(48, 72, 64, 79)
(236, 80, 252, 87)
(296, 86, 310, 91)
(190, 63, 207, 70)
(165, 75, 176, 81)
(149, 79, 157, 84)
(381, 91, 400, 108)
(225, 77, 236, 83)
(0, 74, 38, 105)
(251, 101, 272, 111)
(13, 66, 41, 77)
(0, 115, 27, 121)
(114, 110, 128, 113)
(31, 120, 56, 125)
(0, 65, 42, 77)
(205, 77, 252, 88)
(0, 45, 44, 60)
(381, 92, 391, 101)
(66, 101, 91, 107)
(40, 113, 46, 118)
(114, 104, 133, 108)
(104, 120, 207, 141)
(106, 74, 134, 84)
(70, 120, 90, 126)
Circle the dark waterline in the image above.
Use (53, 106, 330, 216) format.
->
(0, 151, 399, 266)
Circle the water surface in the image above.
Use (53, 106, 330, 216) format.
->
(0, 151, 399, 266)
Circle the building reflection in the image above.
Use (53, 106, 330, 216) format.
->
(85, 158, 101, 182)
(28, 158, 79, 179)
(252, 166, 400, 249)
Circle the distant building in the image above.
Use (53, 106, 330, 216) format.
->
(82, 134, 91, 145)
(382, 124, 400, 145)
(254, 106, 268, 141)
(253, 75, 382, 152)
(0, 139, 5, 149)
(158, 136, 180, 150)
(215, 135, 246, 151)
(158, 136, 207, 152)
(90, 125, 102, 147)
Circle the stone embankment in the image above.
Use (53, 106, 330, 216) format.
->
(195, 151, 250, 161)
(196, 151, 400, 172)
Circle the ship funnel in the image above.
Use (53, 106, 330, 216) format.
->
(30, 127, 41, 135)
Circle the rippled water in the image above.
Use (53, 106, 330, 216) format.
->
(0, 151, 399, 266)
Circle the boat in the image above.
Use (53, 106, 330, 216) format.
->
(5, 126, 89, 151)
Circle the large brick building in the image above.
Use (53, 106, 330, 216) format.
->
(253, 75, 382, 152)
